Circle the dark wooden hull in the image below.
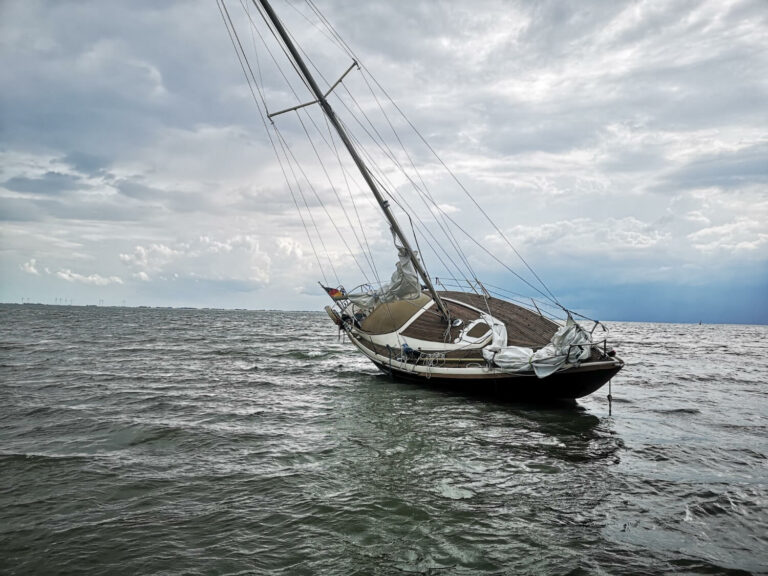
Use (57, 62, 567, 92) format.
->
(371, 359, 622, 402)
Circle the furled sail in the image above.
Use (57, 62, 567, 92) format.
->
(347, 242, 421, 310)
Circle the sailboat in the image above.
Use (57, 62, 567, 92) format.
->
(218, 0, 623, 401)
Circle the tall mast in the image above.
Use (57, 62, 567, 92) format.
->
(257, 0, 450, 321)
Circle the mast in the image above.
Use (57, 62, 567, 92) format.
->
(257, 0, 450, 321)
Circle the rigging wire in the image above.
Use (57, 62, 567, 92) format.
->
(267, 3, 489, 307)
(329, 92, 476, 285)
(322, 113, 383, 287)
(273, 15, 477, 290)
(333, 81, 481, 286)
(228, 0, 574, 320)
(338, 117, 470, 290)
(239, 6, 382, 284)
(304, 0, 563, 309)
(273, 125, 341, 284)
(282, 110, 373, 281)
(241, 0, 391, 288)
(352, 70, 482, 285)
(217, 0, 331, 284)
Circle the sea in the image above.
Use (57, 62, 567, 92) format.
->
(1, 304, 766, 575)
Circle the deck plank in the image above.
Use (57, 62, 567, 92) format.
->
(437, 291, 558, 348)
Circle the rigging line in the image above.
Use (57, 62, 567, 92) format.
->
(348, 150, 468, 295)
(336, 85, 477, 286)
(281, 110, 388, 289)
(244, 0, 314, 105)
(274, 128, 331, 286)
(333, 83, 480, 284)
(438, 277, 557, 314)
(347, 137, 467, 299)
(284, 0, 346, 57)
(293, 109, 373, 283)
(244, 0, 267, 104)
(369, 170, 466, 293)
(218, 0, 329, 285)
(441, 209, 561, 304)
(306, 0, 356, 61)
(284, 8, 478, 286)
(354, 69, 478, 283)
(321, 113, 382, 286)
(222, 1, 271, 113)
(271, 92, 380, 284)
(360, 70, 562, 307)
(274, 125, 340, 284)
(340, 117, 471, 289)
(278, 25, 473, 296)
(302, 3, 561, 305)
(485, 288, 562, 322)
(262, 2, 468, 314)
(332, 90, 474, 286)
(238, 16, 379, 287)
(242, 0, 373, 284)
(227, 2, 346, 288)
(385, 190, 466, 301)
(482, 282, 564, 312)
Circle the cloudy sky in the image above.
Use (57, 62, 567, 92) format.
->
(1, 0, 766, 323)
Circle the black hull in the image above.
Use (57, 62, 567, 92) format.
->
(372, 361, 622, 403)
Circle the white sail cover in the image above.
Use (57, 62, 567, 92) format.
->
(482, 314, 593, 378)
(347, 244, 421, 310)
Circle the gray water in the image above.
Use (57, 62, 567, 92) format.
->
(1, 304, 766, 575)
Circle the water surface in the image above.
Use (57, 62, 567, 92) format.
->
(1, 305, 766, 574)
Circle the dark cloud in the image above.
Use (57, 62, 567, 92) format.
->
(657, 142, 768, 192)
(0, 195, 146, 222)
(62, 151, 110, 173)
(3, 172, 85, 195)
(114, 179, 164, 201)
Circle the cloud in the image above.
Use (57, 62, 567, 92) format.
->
(0, 0, 766, 320)
(658, 141, 768, 192)
(3, 172, 85, 195)
(119, 235, 272, 286)
(56, 269, 124, 286)
(21, 259, 39, 275)
(688, 217, 768, 255)
(684, 211, 711, 225)
(494, 216, 669, 256)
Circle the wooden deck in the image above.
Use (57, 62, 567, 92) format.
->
(355, 290, 559, 349)
(350, 289, 559, 352)
(437, 291, 558, 348)
(400, 297, 481, 343)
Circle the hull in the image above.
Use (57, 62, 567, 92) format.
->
(371, 358, 622, 402)
(332, 290, 624, 403)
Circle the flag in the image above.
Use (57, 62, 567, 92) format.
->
(322, 285, 346, 301)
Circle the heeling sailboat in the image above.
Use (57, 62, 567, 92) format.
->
(219, 0, 623, 401)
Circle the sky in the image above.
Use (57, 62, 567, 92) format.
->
(1, 0, 766, 323)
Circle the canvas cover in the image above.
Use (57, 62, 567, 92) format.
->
(482, 314, 593, 378)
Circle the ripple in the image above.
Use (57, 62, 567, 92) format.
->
(1, 307, 766, 575)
